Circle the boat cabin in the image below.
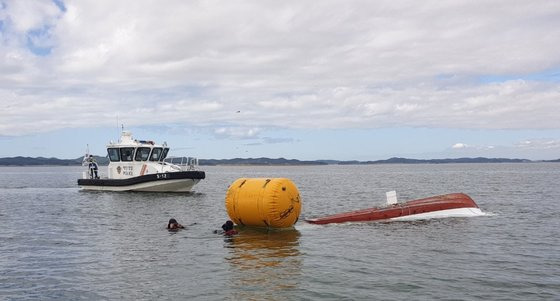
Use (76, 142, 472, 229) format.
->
(106, 145, 169, 163)
(105, 131, 179, 179)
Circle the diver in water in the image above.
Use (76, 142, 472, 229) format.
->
(221, 220, 238, 236)
(167, 218, 185, 230)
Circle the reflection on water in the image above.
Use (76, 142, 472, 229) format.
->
(225, 228, 302, 300)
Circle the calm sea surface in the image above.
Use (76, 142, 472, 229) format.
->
(0, 164, 559, 300)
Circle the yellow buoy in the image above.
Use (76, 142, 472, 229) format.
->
(225, 178, 302, 229)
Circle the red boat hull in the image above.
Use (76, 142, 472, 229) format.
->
(306, 193, 479, 225)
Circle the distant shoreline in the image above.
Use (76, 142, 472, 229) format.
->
(0, 156, 558, 166)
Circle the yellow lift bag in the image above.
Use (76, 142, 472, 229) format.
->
(225, 178, 302, 229)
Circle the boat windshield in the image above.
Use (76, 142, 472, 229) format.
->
(120, 147, 135, 162)
(107, 148, 120, 162)
(161, 148, 169, 161)
(150, 147, 163, 161)
(135, 147, 151, 161)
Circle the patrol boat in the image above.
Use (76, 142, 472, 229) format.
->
(77, 131, 205, 192)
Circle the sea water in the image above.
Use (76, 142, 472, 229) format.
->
(0, 164, 559, 300)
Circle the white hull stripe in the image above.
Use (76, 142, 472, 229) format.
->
(389, 207, 484, 221)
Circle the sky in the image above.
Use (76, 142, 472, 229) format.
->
(1, 0, 559, 160)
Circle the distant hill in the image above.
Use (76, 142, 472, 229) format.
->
(181, 156, 536, 165)
(0, 156, 557, 166)
(0, 156, 80, 166)
(0, 156, 109, 166)
(198, 157, 326, 166)
(343, 157, 532, 164)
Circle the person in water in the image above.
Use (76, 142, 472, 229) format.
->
(221, 220, 238, 236)
(167, 218, 185, 230)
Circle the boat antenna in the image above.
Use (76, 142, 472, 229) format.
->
(82, 144, 90, 166)
(116, 114, 120, 138)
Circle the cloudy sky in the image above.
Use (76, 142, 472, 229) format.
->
(1, 0, 559, 160)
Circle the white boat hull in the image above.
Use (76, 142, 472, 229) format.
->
(79, 178, 201, 192)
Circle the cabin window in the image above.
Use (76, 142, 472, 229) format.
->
(135, 147, 151, 161)
(150, 147, 163, 161)
(161, 148, 170, 161)
(107, 148, 120, 162)
(120, 147, 135, 162)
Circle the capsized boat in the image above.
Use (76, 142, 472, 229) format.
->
(77, 131, 205, 192)
(306, 192, 482, 224)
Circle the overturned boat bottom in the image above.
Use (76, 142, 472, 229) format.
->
(306, 193, 483, 225)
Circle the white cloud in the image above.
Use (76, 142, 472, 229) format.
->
(452, 143, 468, 149)
(439, 138, 560, 160)
(0, 0, 559, 136)
(213, 126, 261, 140)
(2, 0, 61, 33)
(515, 139, 560, 150)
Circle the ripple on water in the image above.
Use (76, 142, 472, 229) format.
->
(0, 164, 559, 300)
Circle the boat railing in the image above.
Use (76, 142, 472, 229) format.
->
(163, 156, 199, 171)
(82, 170, 105, 179)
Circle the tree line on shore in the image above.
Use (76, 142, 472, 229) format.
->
(0, 156, 558, 166)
